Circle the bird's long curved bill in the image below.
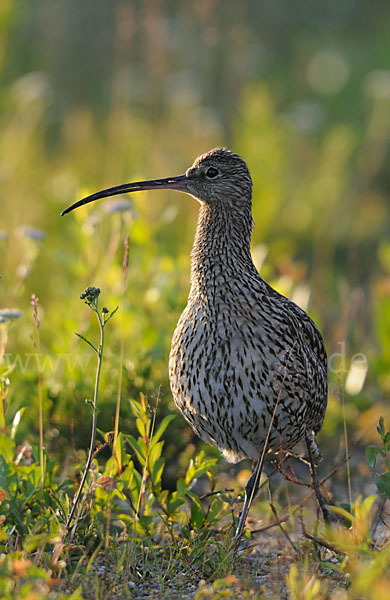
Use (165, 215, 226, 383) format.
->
(61, 174, 188, 216)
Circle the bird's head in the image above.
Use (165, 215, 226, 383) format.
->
(61, 147, 252, 216)
(185, 148, 252, 206)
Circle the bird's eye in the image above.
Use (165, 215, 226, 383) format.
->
(205, 166, 219, 179)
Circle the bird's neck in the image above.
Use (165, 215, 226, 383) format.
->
(190, 201, 255, 287)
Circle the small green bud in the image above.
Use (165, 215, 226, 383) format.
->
(80, 286, 100, 308)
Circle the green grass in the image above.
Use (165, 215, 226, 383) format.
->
(1, 275, 390, 598)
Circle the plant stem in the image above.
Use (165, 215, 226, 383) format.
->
(114, 320, 125, 451)
(1, 381, 8, 435)
(31, 294, 45, 491)
(114, 235, 129, 450)
(37, 328, 45, 492)
(66, 308, 105, 532)
(340, 369, 352, 508)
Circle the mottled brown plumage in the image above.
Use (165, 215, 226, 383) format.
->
(168, 149, 327, 464)
(62, 147, 329, 538)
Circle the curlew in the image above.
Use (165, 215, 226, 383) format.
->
(62, 147, 329, 538)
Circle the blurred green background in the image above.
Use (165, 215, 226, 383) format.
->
(0, 0, 389, 493)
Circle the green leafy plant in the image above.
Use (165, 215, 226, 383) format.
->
(90, 392, 233, 544)
(0, 369, 73, 546)
(0, 434, 72, 544)
(66, 286, 118, 534)
(285, 563, 328, 600)
(366, 417, 390, 499)
(0, 552, 82, 600)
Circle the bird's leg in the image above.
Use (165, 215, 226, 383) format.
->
(305, 431, 330, 523)
(234, 455, 265, 541)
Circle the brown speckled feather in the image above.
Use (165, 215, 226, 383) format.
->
(168, 148, 327, 464)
